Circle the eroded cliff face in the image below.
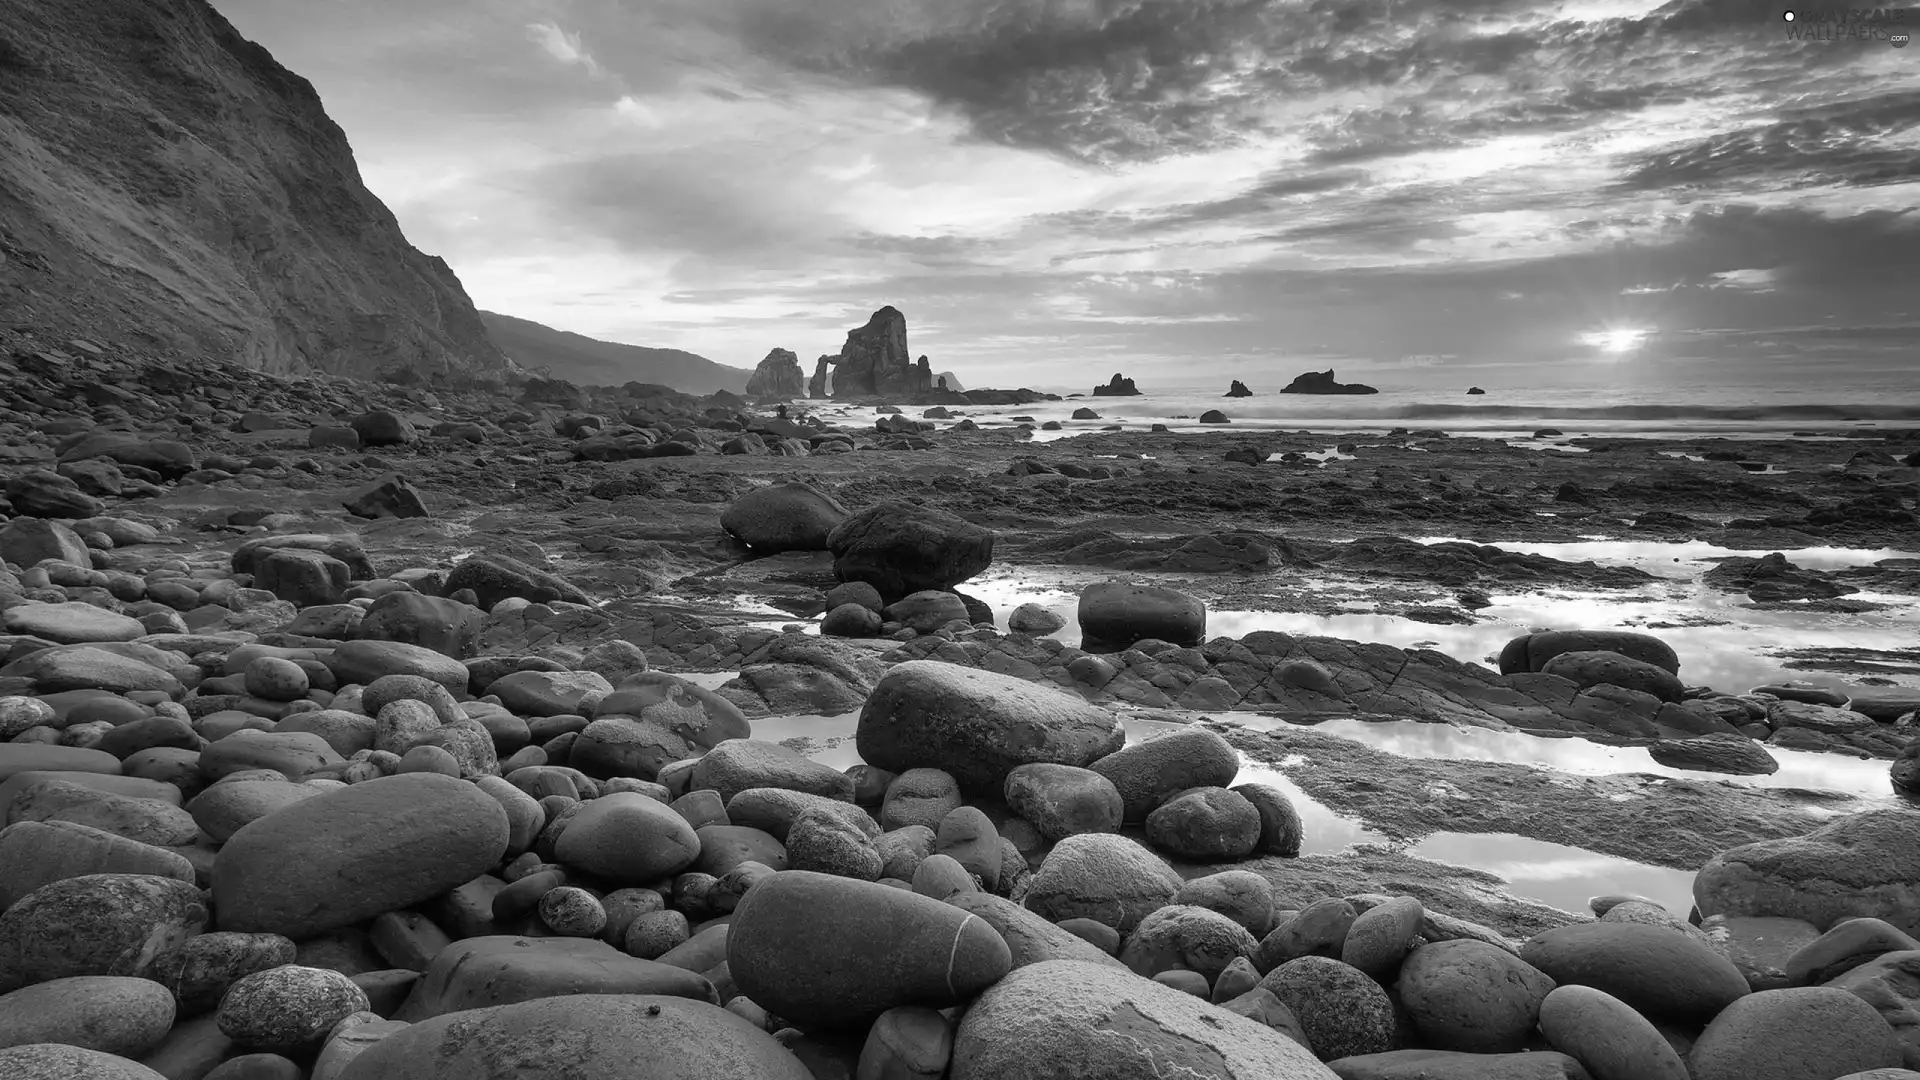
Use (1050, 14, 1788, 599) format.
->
(0, 0, 511, 380)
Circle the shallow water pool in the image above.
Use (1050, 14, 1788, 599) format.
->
(743, 708, 1712, 918)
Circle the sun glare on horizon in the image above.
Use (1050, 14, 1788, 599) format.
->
(1581, 327, 1650, 354)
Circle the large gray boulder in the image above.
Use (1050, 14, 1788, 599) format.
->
(1696, 810, 1920, 935)
(856, 661, 1124, 793)
(951, 959, 1337, 1079)
(720, 481, 849, 553)
(1077, 582, 1206, 649)
(826, 502, 994, 600)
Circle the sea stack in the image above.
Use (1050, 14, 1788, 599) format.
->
(1225, 380, 1252, 397)
(1278, 369, 1379, 395)
(1092, 374, 1141, 397)
(744, 349, 805, 399)
(828, 306, 930, 399)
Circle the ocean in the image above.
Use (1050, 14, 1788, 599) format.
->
(804, 375, 1920, 443)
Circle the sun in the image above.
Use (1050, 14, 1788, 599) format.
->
(1581, 327, 1650, 354)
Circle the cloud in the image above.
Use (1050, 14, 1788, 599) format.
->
(206, 0, 1920, 384)
(527, 21, 603, 76)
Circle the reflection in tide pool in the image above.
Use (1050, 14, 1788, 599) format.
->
(746, 710, 1705, 917)
(952, 537, 1920, 694)
(1217, 715, 1894, 797)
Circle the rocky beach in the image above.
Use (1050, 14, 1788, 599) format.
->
(2, 329, 1920, 1079)
(7, 0, 1920, 1076)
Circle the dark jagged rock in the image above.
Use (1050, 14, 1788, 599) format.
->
(1467, 387, 1486, 395)
(1225, 381, 1252, 397)
(744, 349, 806, 399)
(1704, 552, 1858, 603)
(808, 355, 832, 399)
(1279, 370, 1379, 395)
(1091, 374, 1141, 397)
(827, 307, 927, 399)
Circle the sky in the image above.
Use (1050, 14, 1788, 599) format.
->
(210, 0, 1920, 392)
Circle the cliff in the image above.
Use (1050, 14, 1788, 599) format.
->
(480, 312, 749, 395)
(0, 0, 510, 379)
(745, 347, 806, 398)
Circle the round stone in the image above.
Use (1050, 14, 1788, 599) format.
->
(882, 768, 964, 832)
(335, 994, 811, 1080)
(216, 965, 371, 1052)
(1088, 727, 1238, 822)
(0, 874, 207, 993)
(1024, 833, 1182, 933)
(539, 886, 608, 937)
(0, 1044, 168, 1079)
(786, 806, 884, 880)
(1003, 763, 1124, 842)
(1174, 871, 1276, 938)
(0, 975, 176, 1058)
(242, 658, 309, 703)
(1118, 904, 1260, 982)
(1260, 955, 1396, 1060)
(1519, 921, 1749, 1023)
(950, 960, 1333, 1079)
(726, 871, 1012, 1030)
(1690, 987, 1904, 1080)
(211, 773, 509, 939)
(855, 661, 1124, 794)
(1233, 782, 1304, 858)
(1341, 895, 1425, 977)
(1144, 786, 1261, 861)
(1076, 582, 1206, 648)
(554, 791, 701, 883)
(1396, 940, 1555, 1053)
(1535, 984, 1690, 1080)
(624, 910, 690, 960)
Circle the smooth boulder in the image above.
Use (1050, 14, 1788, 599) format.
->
(951, 959, 1337, 1079)
(726, 871, 1012, 1029)
(341, 994, 809, 1080)
(1695, 810, 1920, 934)
(212, 773, 509, 939)
(857, 661, 1124, 793)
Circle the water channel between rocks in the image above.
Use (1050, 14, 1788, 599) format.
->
(705, 537, 1916, 919)
(669, 687, 1889, 922)
(744, 538, 1920, 692)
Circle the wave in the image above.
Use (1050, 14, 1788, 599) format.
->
(1384, 403, 1920, 422)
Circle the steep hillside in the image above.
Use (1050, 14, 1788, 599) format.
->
(0, 0, 509, 379)
(481, 311, 752, 395)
